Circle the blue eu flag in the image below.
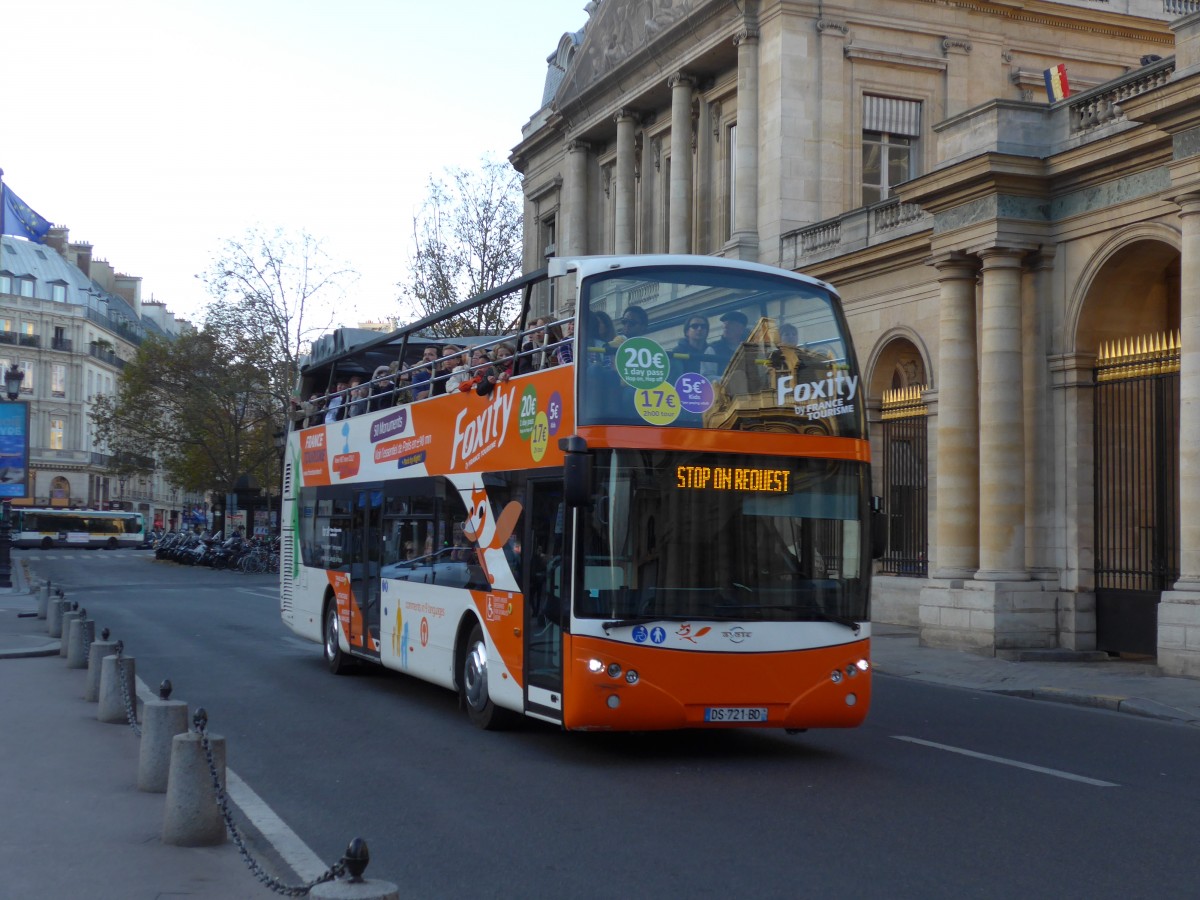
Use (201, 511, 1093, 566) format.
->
(1, 184, 51, 242)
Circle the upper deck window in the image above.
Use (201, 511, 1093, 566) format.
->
(577, 265, 864, 438)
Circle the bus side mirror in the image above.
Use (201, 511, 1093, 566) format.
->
(869, 496, 886, 560)
(560, 437, 592, 508)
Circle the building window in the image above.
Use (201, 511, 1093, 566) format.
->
(0, 275, 9, 294)
(51, 283, 66, 302)
(18, 278, 34, 298)
(19, 321, 33, 336)
(20, 359, 33, 394)
(87, 370, 93, 398)
(862, 95, 921, 206)
(51, 364, 66, 398)
(50, 418, 64, 451)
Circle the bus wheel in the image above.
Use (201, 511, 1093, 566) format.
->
(324, 602, 351, 675)
(106, 537, 118, 550)
(41, 537, 53, 550)
(461, 622, 511, 730)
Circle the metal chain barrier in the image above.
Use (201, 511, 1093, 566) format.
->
(113, 641, 143, 737)
(193, 709, 348, 896)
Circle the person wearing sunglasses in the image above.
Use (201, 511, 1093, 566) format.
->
(671, 316, 718, 378)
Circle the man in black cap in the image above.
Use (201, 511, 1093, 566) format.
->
(709, 309, 748, 371)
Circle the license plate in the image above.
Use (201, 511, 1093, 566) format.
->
(704, 707, 768, 723)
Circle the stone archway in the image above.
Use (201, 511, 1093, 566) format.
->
(870, 335, 930, 578)
(1075, 237, 1180, 656)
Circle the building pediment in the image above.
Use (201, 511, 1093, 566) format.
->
(554, 0, 728, 112)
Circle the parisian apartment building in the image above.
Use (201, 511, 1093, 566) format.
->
(511, 0, 1200, 678)
(0, 225, 195, 531)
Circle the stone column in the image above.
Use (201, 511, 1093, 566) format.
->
(730, 29, 759, 260)
(976, 249, 1028, 581)
(695, 97, 714, 253)
(564, 141, 590, 257)
(817, 19, 849, 222)
(614, 110, 638, 255)
(668, 72, 694, 254)
(942, 38, 972, 119)
(932, 254, 980, 579)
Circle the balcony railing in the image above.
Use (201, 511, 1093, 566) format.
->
(50, 338, 73, 352)
(1068, 56, 1174, 135)
(17, 333, 40, 348)
(88, 345, 127, 369)
(779, 197, 931, 270)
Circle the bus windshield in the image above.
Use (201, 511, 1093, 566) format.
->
(572, 450, 870, 625)
(577, 265, 864, 438)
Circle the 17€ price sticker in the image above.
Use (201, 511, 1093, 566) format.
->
(634, 383, 681, 425)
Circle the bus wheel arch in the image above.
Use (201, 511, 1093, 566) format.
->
(456, 616, 513, 731)
(322, 591, 352, 675)
(40, 537, 53, 549)
(105, 537, 118, 549)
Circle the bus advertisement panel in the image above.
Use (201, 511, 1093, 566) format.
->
(0, 401, 30, 499)
(281, 255, 876, 733)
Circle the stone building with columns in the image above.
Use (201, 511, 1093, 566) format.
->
(511, 0, 1200, 677)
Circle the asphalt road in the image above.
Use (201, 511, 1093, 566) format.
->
(27, 548, 1200, 899)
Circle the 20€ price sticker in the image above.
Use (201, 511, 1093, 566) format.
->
(634, 383, 681, 425)
(616, 337, 669, 390)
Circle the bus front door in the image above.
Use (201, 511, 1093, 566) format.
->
(347, 487, 383, 657)
(524, 479, 565, 718)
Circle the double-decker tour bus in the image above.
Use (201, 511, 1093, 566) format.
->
(13, 507, 146, 549)
(281, 255, 878, 731)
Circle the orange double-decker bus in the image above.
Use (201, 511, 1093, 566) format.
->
(281, 255, 878, 731)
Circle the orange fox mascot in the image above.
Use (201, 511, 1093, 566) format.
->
(458, 483, 522, 591)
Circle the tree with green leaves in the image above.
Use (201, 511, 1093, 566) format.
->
(401, 157, 524, 336)
(90, 312, 280, 495)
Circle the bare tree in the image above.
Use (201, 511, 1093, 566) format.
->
(198, 227, 359, 411)
(401, 158, 524, 336)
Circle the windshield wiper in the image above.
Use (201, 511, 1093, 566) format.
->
(600, 615, 693, 633)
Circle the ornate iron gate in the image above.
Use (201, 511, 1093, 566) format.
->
(1093, 332, 1179, 656)
(880, 385, 928, 577)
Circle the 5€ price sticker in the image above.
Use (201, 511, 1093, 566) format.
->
(634, 383, 681, 425)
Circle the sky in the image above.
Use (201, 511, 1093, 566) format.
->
(4, 1, 583, 328)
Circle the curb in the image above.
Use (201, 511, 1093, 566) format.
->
(0, 643, 61, 660)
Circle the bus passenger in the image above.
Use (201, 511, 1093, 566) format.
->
(615, 305, 649, 343)
(409, 346, 440, 401)
(459, 347, 492, 392)
(346, 376, 368, 417)
(709, 310, 748, 371)
(431, 345, 461, 396)
(477, 343, 515, 395)
(671, 316, 718, 378)
(368, 366, 394, 412)
(324, 380, 349, 423)
(445, 348, 472, 393)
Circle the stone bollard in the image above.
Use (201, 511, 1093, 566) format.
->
(139, 680, 189, 793)
(67, 616, 94, 669)
(97, 649, 136, 725)
(47, 596, 67, 638)
(37, 581, 50, 619)
(85, 630, 116, 702)
(60, 607, 83, 657)
(162, 711, 226, 846)
(309, 839, 400, 900)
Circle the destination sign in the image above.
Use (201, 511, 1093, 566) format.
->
(676, 465, 790, 493)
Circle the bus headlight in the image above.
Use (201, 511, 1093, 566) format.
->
(625, 669, 639, 685)
(588, 658, 604, 673)
(831, 669, 843, 684)
(856, 659, 870, 671)
(607, 662, 622, 679)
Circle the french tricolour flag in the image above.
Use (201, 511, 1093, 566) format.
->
(1044, 64, 1070, 103)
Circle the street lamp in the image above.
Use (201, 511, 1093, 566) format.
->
(4, 363, 24, 401)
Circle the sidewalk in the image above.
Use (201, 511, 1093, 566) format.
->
(2, 574, 1198, 899)
(0, 568, 266, 900)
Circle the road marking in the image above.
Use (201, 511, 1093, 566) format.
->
(893, 736, 1120, 787)
(225, 770, 330, 882)
(133, 677, 328, 881)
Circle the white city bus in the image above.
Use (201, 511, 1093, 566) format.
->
(12, 508, 145, 549)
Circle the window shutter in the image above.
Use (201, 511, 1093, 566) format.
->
(863, 95, 921, 136)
